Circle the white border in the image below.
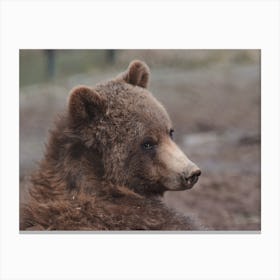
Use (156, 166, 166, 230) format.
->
(1, 1, 279, 279)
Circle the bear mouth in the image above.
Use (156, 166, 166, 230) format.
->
(187, 173, 199, 186)
(178, 173, 200, 190)
(166, 179, 197, 191)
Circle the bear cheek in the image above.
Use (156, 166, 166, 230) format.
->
(125, 149, 158, 186)
(157, 139, 201, 190)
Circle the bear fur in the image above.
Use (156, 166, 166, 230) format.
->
(20, 60, 202, 231)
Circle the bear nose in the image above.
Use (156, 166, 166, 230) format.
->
(185, 169, 201, 185)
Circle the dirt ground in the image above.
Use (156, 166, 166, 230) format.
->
(20, 50, 261, 230)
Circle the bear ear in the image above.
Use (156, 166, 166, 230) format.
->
(68, 86, 106, 124)
(120, 60, 150, 88)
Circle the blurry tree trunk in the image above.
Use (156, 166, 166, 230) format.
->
(106, 50, 116, 64)
(45, 50, 55, 79)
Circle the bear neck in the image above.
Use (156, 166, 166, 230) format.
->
(30, 117, 103, 199)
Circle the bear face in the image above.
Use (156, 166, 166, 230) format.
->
(64, 60, 201, 196)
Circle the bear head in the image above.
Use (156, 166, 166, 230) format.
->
(65, 60, 201, 196)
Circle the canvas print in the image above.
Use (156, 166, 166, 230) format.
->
(20, 50, 260, 231)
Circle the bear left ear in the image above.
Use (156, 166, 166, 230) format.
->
(120, 60, 150, 88)
(68, 86, 106, 124)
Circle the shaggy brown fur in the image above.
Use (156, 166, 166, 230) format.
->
(20, 60, 202, 231)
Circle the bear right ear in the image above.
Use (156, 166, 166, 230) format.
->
(120, 60, 150, 88)
(68, 86, 106, 124)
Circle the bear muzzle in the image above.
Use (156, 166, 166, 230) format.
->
(159, 139, 201, 191)
(181, 168, 201, 189)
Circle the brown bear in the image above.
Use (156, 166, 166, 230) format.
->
(20, 60, 202, 231)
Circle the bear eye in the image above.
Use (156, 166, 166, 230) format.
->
(169, 129, 174, 139)
(142, 138, 157, 151)
(143, 142, 154, 150)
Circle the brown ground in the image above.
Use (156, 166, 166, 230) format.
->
(20, 50, 260, 230)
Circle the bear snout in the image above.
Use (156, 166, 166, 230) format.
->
(181, 168, 201, 189)
(158, 139, 201, 191)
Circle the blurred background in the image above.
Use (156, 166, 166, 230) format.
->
(20, 50, 260, 230)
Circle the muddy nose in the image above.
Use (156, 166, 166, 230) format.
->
(186, 169, 201, 184)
